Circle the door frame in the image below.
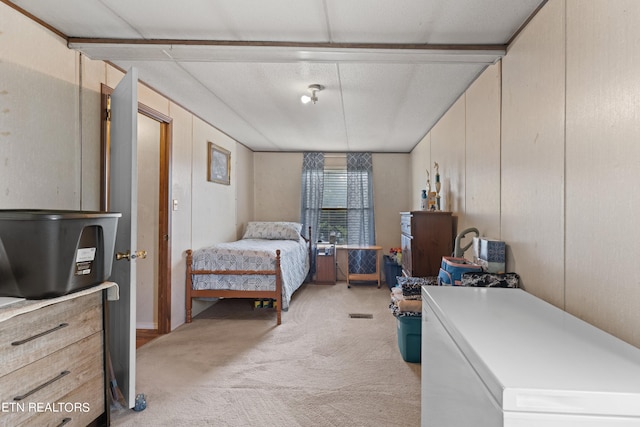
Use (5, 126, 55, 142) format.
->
(100, 83, 173, 335)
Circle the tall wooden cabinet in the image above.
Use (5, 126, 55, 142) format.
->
(400, 211, 454, 277)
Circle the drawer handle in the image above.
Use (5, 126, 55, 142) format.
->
(14, 370, 70, 401)
(11, 323, 69, 346)
(56, 418, 72, 427)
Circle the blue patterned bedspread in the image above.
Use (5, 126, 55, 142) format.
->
(191, 238, 309, 309)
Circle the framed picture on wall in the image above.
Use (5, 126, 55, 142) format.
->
(207, 142, 231, 185)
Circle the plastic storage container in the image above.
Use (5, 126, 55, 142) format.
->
(397, 316, 421, 363)
(0, 210, 121, 299)
(437, 256, 483, 286)
(383, 255, 403, 289)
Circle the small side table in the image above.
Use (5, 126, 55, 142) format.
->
(316, 245, 336, 284)
(341, 245, 383, 288)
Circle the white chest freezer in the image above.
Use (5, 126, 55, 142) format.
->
(421, 286, 640, 426)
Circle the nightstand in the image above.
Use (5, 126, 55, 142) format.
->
(316, 244, 336, 284)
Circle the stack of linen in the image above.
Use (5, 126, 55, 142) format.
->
(389, 276, 437, 317)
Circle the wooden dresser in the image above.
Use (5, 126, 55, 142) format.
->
(0, 284, 114, 426)
(400, 211, 454, 277)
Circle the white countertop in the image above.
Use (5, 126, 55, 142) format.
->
(0, 296, 25, 308)
(422, 286, 640, 418)
(0, 281, 119, 323)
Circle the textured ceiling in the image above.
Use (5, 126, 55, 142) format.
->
(8, 0, 546, 152)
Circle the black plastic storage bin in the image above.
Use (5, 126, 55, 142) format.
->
(384, 255, 403, 289)
(0, 210, 121, 299)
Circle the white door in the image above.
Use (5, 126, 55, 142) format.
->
(108, 68, 139, 409)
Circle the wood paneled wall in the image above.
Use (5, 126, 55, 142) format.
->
(411, 0, 640, 348)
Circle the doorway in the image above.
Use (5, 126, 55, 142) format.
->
(100, 84, 173, 341)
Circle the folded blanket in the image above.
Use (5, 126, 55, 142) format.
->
(396, 276, 438, 297)
(389, 288, 422, 317)
(389, 300, 421, 317)
(398, 299, 422, 313)
(391, 287, 403, 298)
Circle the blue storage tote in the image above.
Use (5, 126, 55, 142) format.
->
(437, 256, 483, 286)
(384, 255, 403, 289)
(397, 316, 421, 363)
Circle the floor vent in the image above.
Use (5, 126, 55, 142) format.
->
(349, 313, 373, 319)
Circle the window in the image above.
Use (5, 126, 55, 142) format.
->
(303, 152, 374, 250)
(319, 168, 347, 243)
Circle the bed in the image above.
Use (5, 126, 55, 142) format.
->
(185, 222, 311, 325)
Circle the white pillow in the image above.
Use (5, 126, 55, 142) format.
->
(242, 221, 302, 240)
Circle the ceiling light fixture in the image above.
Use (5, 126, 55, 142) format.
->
(301, 84, 324, 105)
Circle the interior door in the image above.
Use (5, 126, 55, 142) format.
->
(108, 67, 139, 409)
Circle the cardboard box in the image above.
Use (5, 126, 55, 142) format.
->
(477, 238, 505, 273)
(479, 238, 505, 262)
(476, 260, 505, 274)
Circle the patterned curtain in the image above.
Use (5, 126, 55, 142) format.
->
(300, 152, 324, 277)
(347, 152, 376, 274)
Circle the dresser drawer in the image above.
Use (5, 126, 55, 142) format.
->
(0, 292, 102, 378)
(19, 373, 105, 427)
(400, 213, 412, 236)
(0, 332, 104, 427)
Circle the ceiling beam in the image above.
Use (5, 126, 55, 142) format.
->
(69, 39, 505, 64)
(68, 38, 506, 51)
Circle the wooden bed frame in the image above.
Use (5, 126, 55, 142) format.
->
(185, 227, 312, 326)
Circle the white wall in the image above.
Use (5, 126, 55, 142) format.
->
(253, 153, 303, 225)
(80, 57, 109, 210)
(411, 0, 640, 349)
(235, 144, 254, 239)
(563, 0, 640, 346)
(464, 63, 502, 239)
(411, 64, 503, 243)
(0, 6, 83, 209)
(431, 96, 467, 216)
(372, 153, 413, 252)
(501, 0, 567, 307)
(190, 118, 237, 249)
(168, 102, 194, 330)
(410, 132, 431, 212)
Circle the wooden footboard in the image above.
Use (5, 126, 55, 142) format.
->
(186, 249, 283, 325)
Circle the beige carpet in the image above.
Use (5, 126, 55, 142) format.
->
(111, 282, 421, 426)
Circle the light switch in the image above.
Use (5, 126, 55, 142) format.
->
(172, 199, 179, 211)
